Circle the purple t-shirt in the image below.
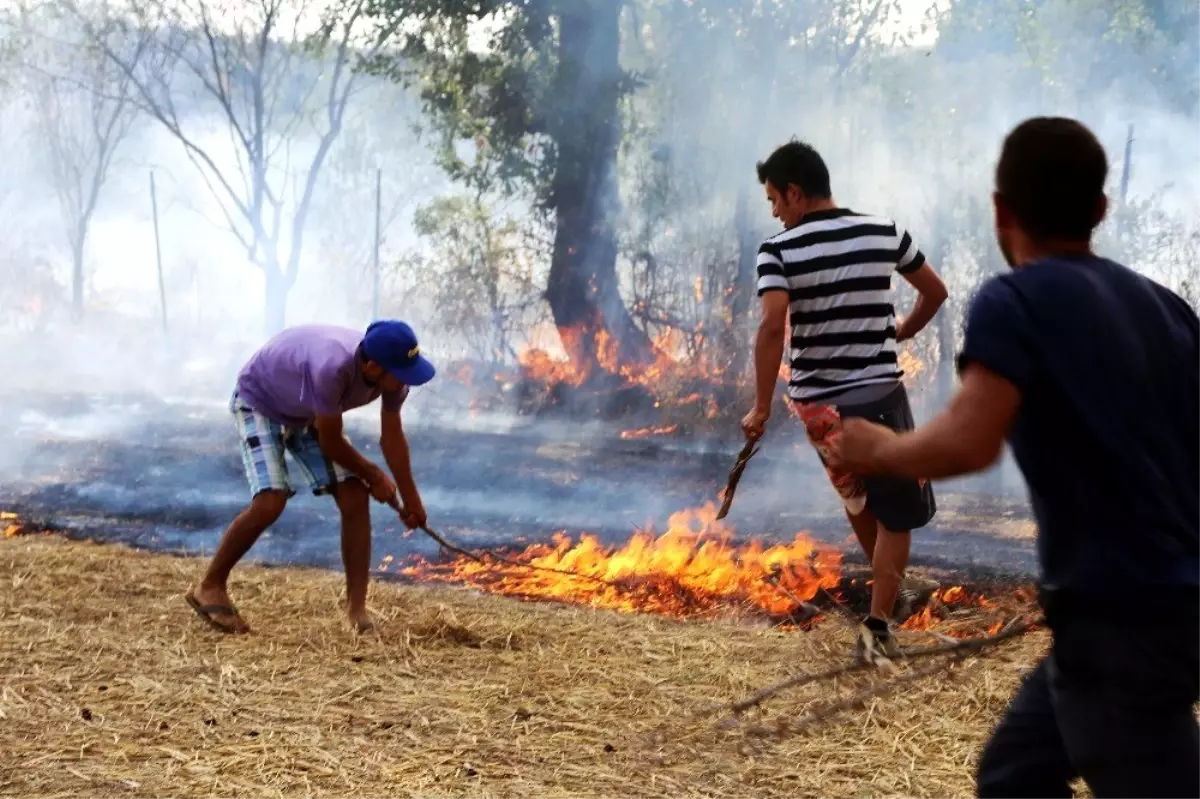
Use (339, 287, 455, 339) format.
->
(235, 325, 407, 427)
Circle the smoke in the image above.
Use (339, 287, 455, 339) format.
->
(0, 0, 1192, 579)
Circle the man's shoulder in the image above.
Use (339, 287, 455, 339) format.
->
(272, 324, 361, 350)
(760, 209, 896, 250)
(263, 325, 361, 371)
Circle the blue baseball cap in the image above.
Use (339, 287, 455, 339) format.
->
(362, 320, 436, 386)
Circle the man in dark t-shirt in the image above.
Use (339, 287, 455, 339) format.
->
(830, 116, 1198, 798)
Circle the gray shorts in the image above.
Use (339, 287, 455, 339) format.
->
(800, 383, 937, 532)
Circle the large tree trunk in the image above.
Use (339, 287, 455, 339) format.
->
(545, 0, 652, 379)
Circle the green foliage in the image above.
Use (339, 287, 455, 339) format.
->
(363, 1, 629, 208)
(936, 0, 1198, 112)
(399, 186, 548, 361)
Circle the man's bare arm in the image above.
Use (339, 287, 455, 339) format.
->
(313, 414, 383, 483)
(380, 409, 421, 512)
(754, 291, 790, 415)
(872, 363, 1021, 479)
(896, 263, 948, 342)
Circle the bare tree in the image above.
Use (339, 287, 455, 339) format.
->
(309, 81, 442, 322)
(76, 0, 404, 332)
(20, 1, 141, 321)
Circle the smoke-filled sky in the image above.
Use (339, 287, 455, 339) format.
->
(1, 0, 1194, 376)
(0, 1, 1190, 573)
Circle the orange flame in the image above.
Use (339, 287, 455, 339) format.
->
(515, 322, 734, 403)
(898, 348, 926, 383)
(394, 503, 842, 619)
(518, 346, 587, 388)
(619, 424, 679, 440)
(899, 585, 1028, 636)
(2, 510, 24, 538)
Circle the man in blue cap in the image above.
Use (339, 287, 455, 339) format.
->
(186, 321, 436, 634)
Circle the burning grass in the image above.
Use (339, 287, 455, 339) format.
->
(388, 504, 843, 621)
(2, 532, 1045, 798)
(383, 503, 1026, 638)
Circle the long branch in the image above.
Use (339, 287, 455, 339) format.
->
(703, 617, 1041, 718)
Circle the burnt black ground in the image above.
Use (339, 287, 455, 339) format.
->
(0, 391, 1038, 581)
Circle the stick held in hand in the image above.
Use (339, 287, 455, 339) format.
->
(717, 438, 760, 520)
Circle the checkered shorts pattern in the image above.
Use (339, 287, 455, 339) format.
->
(229, 391, 352, 498)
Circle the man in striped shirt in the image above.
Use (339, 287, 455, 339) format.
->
(741, 139, 948, 658)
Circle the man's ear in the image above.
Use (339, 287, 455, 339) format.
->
(1094, 193, 1108, 227)
(786, 184, 804, 205)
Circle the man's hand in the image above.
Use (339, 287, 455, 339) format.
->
(825, 418, 898, 474)
(741, 408, 769, 441)
(399, 497, 427, 530)
(365, 467, 398, 504)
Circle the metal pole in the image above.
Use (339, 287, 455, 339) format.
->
(1120, 123, 1134, 207)
(150, 171, 167, 332)
(1117, 124, 1134, 240)
(372, 167, 381, 320)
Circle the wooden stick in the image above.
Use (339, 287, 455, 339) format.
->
(701, 617, 1039, 718)
(716, 439, 759, 520)
(387, 494, 628, 588)
(733, 654, 965, 738)
(764, 572, 855, 628)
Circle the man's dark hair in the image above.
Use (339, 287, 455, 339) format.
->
(756, 139, 832, 198)
(996, 117, 1108, 241)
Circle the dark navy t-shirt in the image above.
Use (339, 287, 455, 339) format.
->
(958, 255, 1199, 594)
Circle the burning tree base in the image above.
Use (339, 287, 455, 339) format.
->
(511, 369, 664, 421)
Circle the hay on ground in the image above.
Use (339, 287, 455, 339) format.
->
(0, 535, 1046, 798)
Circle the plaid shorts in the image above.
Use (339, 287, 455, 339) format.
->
(229, 391, 353, 498)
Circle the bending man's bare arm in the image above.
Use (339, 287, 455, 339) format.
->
(380, 408, 426, 527)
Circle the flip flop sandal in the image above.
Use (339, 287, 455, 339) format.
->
(185, 591, 249, 634)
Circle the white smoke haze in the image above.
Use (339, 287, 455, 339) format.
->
(0, 0, 1192, 574)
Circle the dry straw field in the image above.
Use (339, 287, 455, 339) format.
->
(1, 534, 1047, 798)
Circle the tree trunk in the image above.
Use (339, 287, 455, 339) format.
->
(544, 0, 652, 379)
(263, 268, 288, 335)
(730, 188, 760, 351)
(711, 186, 761, 408)
(70, 236, 84, 322)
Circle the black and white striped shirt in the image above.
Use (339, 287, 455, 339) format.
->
(757, 208, 926, 403)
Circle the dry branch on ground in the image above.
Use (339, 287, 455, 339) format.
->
(1, 535, 1045, 798)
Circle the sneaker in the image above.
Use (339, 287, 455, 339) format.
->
(854, 615, 901, 663)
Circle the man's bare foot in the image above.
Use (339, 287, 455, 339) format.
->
(186, 582, 250, 634)
(348, 609, 376, 634)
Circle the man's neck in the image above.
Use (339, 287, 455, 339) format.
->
(806, 197, 838, 214)
(1018, 238, 1094, 266)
